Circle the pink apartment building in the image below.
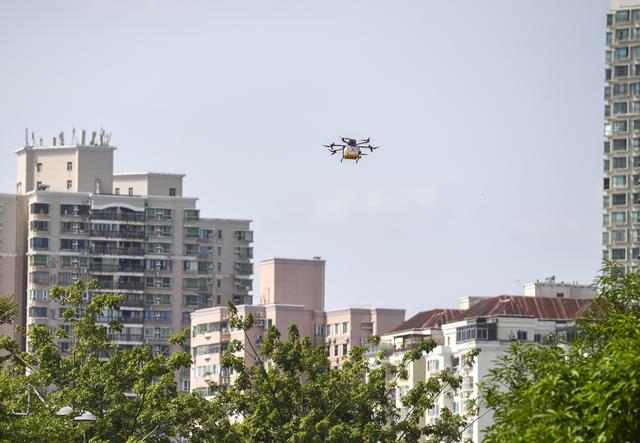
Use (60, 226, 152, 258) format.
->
(190, 257, 405, 396)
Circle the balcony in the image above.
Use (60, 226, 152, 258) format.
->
(89, 264, 145, 273)
(93, 281, 144, 291)
(121, 293, 145, 307)
(109, 333, 143, 343)
(91, 246, 145, 256)
(91, 212, 145, 222)
(91, 230, 146, 240)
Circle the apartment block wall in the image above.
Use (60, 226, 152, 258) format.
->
(0, 194, 27, 346)
(259, 258, 324, 311)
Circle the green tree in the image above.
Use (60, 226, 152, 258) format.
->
(0, 280, 215, 442)
(480, 263, 640, 443)
(215, 302, 479, 442)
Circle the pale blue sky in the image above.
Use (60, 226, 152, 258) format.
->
(0, 0, 609, 315)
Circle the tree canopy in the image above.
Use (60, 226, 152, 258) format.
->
(480, 263, 640, 443)
(0, 281, 477, 442)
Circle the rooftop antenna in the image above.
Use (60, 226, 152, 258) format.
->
(105, 131, 112, 145)
(90, 131, 96, 145)
(24, 128, 28, 147)
(39, 137, 43, 146)
(99, 127, 104, 146)
(81, 129, 86, 146)
(53, 137, 57, 146)
(31, 131, 35, 147)
(59, 131, 64, 146)
(71, 127, 77, 145)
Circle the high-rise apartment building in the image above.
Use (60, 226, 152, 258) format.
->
(603, 1, 640, 270)
(3, 130, 253, 392)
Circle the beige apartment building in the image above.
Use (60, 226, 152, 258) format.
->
(190, 257, 405, 396)
(2, 129, 253, 392)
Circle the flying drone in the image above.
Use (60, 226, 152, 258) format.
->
(323, 137, 380, 163)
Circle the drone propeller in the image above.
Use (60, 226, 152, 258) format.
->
(322, 144, 334, 148)
(358, 138, 370, 143)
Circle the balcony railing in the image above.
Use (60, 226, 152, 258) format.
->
(109, 333, 143, 342)
(93, 281, 144, 290)
(91, 246, 145, 256)
(121, 294, 145, 307)
(91, 212, 145, 222)
(91, 230, 146, 240)
(89, 264, 145, 273)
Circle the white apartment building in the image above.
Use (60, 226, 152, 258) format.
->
(2, 129, 253, 392)
(378, 295, 591, 443)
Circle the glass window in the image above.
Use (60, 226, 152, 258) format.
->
(613, 193, 627, 205)
(612, 248, 626, 259)
(614, 102, 628, 114)
(606, 50, 612, 64)
(605, 86, 612, 100)
(617, 28, 630, 41)
(605, 177, 611, 190)
(604, 214, 610, 226)
(184, 209, 200, 221)
(30, 203, 50, 214)
(614, 138, 628, 150)
(342, 322, 348, 334)
(608, 14, 614, 26)
(342, 343, 348, 356)
(633, 211, 640, 224)
(66, 180, 72, 190)
(614, 83, 629, 96)
(66, 161, 72, 171)
(603, 232, 610, 245)
(607, 31, 613, 45)
(616, 64, 630, 77)
(632, 82, 640, 95)
(613, 230, 627, 242)
(30, 237, 49, 250)
(169, 188, 176, 196)
(613, 120, 629, 133)
(613, 175, 627, 187)
(613, 211, 627, 225)
(617, 10, 630, 22)
(613, 157, 628, 168)
(604, 195, 610, 208)
(605, 104, 611, 116)
(605, 141, 611, 153)
(29, 255, 48, 266)
(635, 10, 640, 21)
(616, 48, 630, 60)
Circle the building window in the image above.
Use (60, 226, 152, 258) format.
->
(612, 248, 627, 260)
(169, 188, 176, 196)
(115, 188, 120, 195)
(613, 157, 628, 168)
(613, 193, 627, 205)
(616, 64, 630, 77)
(613, 138, 628, 151)
(66, 180, 72, 190)
(66, 161, 72, 171)
(334, 345, 339, 357)
(613, 211, 627, 225)
(36, 162, 42, 172)
(342, 322, 348, 334)
(604, 160, 610, 172)
(342, 343, 348, 356)
(617, 28, 630, 41)
(613, 103, 629, 115)
(613, 230, 627, 243)
(615, 48, 630, 61)
(617, 10, 631, 22)
(613, 120, 629, 133)
(603, 231, 610, 245)
(613, 175, 627, 188)
(128, 187, 133, 196)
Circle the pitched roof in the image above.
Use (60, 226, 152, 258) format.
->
(390, 309, 465, 333)
(453, 295, 592, 322)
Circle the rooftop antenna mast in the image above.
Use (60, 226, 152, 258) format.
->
(71, 127, 77, 145)
(24, 128, 28, 147)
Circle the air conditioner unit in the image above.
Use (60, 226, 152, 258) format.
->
(254, 319, 264, 326)
(71, 258, 79, 266)
(155, 245, 163, 253)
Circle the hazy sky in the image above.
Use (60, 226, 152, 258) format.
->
(0, 0, 609, 316)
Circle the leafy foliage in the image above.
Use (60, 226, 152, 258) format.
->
(0, 282, 478, 442)
(480, 262, 640, 443)
(217, 302, 479, 442)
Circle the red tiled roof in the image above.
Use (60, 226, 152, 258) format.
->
(453, 295, 592, 322)
(390, 309, 465, 333)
